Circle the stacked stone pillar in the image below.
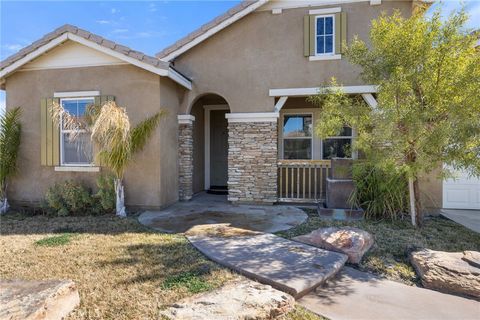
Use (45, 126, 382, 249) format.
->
(178, 115, 195, 201)
(226, 113, 279, 204)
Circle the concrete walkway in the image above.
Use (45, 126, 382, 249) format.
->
(138, 193, 307, 233)
(186, 224, 348, 298)
(440, 209, 480, 233)
(299, 267, 480, 320)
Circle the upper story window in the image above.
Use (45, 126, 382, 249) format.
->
(60, 98, 94, 166)
(315, 15, 334, 55)
(282, 114, 313, 159)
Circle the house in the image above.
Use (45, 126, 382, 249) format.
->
(1, 0, 478, 211)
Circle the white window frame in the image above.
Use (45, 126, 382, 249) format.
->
(280, 112, 314, 160)
(59, 97, 95, 167)
(314, 14, 335, 56)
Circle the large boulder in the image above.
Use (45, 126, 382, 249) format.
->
(0, 279, 80, 320)
(410, 249, 480, 299)
(161, 279, 295, 319)
(293, 227, 374, 264)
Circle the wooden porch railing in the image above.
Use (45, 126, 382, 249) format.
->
(278, 160, 331, 203)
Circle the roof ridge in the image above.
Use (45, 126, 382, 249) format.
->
(0, 24, 170, 71)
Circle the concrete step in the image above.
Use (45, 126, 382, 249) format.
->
(186, 224, 348, 298)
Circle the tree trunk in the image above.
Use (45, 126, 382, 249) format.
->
(408, 177, 417, 227)
(413, 177, 423, 226)
(0, 184, 9, 214)
(114, 178, 126, 217)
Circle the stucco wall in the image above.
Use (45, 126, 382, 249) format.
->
(5, 64, 181, 209)
(174, 1, 412, 114)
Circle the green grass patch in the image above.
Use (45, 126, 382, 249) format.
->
(162, 271, 213, 294)
(35, 233, 73, 247)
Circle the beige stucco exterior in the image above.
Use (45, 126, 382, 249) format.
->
(2, 0, 445, 209)
(5, 63, 184, 209)
(174, 1, 412, 114)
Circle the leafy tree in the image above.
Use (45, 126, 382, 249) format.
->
(0, 107, 22, 214)
(309, 7, 480, 226)
(52, 101, 163, 217)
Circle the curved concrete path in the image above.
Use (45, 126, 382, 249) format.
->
(139, 193, 307, 233)
(299, 267, 480, 320)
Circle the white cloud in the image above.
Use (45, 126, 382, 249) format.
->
(3, 44, 23, 52)
(111, 8, 118, 14)
(112, 28, 129, 34)
(148, 3, 157, 12)
(96, 20, 112, 25)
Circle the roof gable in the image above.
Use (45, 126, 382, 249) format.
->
(0, 24, 191, 89)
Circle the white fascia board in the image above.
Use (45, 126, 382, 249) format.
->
(161, 0, 269, 62)
(168, 67, 192, 90)
(274, 96, 288, 112)
(309, 7, 341, 15)
(54, 91, 100, 98)
(269, 85, 378, 97)
(258, 0, 369, 12)
(0, 33, 69, 79)
(225, 112, 279, 123)
(178, 114, 195, 124)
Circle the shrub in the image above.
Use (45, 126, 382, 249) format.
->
(43, 174, 116, 216)
(44, 180, 93, 216)
(93, 174, 115, 214)
(349, 162, 408, 220)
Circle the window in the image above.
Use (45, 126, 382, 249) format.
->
(322, 126, 353, 159)
(60, 98, 94, 166)
(315, 15, 334, 55)
(282, 114, 312, 159)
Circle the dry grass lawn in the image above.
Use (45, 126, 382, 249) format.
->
(0, 213, 323, 319)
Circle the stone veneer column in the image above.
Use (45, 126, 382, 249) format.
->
(178, 115, 195, 201)
(226, 113, 279, 204)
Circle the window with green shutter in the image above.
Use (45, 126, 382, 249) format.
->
(304, 10, 347, 59)
(40, 94, 114, 167)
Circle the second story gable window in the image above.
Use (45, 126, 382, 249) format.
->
(316, 15, 334, 55)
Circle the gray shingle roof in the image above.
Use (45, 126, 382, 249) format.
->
(156, 0, 262, 60)
(0, 24, 170, 72)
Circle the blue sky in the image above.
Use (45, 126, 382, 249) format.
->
(1, 0, 480, 112)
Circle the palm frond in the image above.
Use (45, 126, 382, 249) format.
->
(130, 111, 165, 154)
(50, 101, 87, 141)
(91, 101, 130, 153)
(0, 107, 22, 196)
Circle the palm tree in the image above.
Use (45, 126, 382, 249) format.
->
(89, 101, 163, 216)
(52, 101, 163, 217)
(0, 107, 22, 214)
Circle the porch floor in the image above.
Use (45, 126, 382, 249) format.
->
(138, 193, 308, 234)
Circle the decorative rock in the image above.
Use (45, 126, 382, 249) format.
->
(410, 249, 480, 299)
(293, 227, 374, 264)
(0, 279, 80, 320)
(160, 279, 295, 320)
(462, 250, 480, 268)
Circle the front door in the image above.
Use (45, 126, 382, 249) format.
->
(210, 109, 228, 187)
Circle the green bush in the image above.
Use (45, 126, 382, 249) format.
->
(43, 174, 115, 216)
(349, 162, 408, 220)
(93, 174, 115, 214)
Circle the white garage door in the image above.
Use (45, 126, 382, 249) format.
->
(443, 169, 480, 209)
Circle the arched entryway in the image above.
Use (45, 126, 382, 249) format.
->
(189, 94, 230, 195)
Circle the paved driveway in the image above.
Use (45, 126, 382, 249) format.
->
(440, 209, 480, 233)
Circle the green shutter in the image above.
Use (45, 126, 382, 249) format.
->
(40, 98, 60, 166)
(335, 13, 341, 54)
(309, 15, 316, 56)
(341, 11, 347, 54)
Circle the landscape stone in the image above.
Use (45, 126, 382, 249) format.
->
(0, 279, 80, 320)
(161, 279, 295, 320)
(462, 250, 480, 268)
(293, 227, 374, 264)
(186, 224, 348, 298)
(410, 249, 480, 299)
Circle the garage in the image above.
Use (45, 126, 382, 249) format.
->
(443, 169, 480, 209)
